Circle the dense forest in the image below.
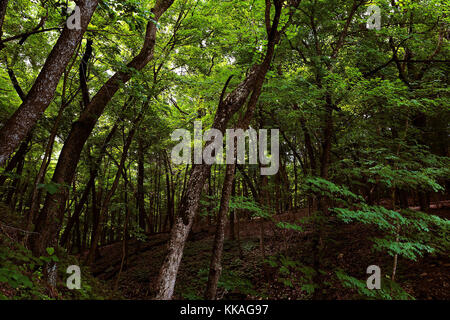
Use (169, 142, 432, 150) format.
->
(0, 0, 449, 301)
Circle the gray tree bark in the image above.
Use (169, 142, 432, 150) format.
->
(0, 0, 98, 166)
(30, 0, 174, 259)
(155, 0, 285, 300)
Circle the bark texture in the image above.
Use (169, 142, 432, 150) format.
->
(30, 0, 174, 258)
(0, 0, 8, 40)
(137, 137, 147, 232)
(0, 0, 98, 166)
(204, 164, 235, 299)
(59, 122, 118, 246)
(86, 113, 142, 264)
(155, 0, 284, 300)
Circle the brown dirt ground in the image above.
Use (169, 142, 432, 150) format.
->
(90, 205, 450, 300)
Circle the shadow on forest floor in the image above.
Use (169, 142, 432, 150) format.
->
(90, 205, 450, 300)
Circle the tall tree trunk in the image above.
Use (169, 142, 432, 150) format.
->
(207, 170, 213, 226)
(31, 0, 173, 259)
(59, 122, 119, 246)
(137, 137, 147, 232)
(27, 70, 76, 231)
(79, 39, 93, 108)
(204, 38, 271, 297)
(0, 0, 98, 166)
(155, 0, 284, 300)
(236, 185, 243, 258)
(163, 156, 174, 230)
(0, 64, 29, 187)
(85, 113, 142, 264)
(204, 164, 235, 299)
(236, 165, 259, 201)
(229, 179, 236, 240)
(5, 154, 25, 206)
(114, 165, 130, 291)
(74, 210, 81, 253)
(0, 133, 31, 189)
(259, 174, 268, 260)
(311, 103, 334, 300)
(90, 175, 102, 256)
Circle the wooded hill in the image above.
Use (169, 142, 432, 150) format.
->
(0, 0, 448, 300)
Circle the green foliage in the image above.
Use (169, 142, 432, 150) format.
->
(229, 196, 271, 219)
(303, 176, 365, 205)
(0, 0, 448, 301)
(197, 268, 256, 297)
(335, 269, 413, 300)
(37, 182, 69, 195)
(199, 194, 219, 218)
(242, 241, 257, 253)
(275, 221, 304, 233)
(0, 233, 51, 299)
(0, 231, 113, 299)
(130, 226, 148, 242)
(265, 255, 317, 297)
(277, 173, 449, 298)
(334, 205, 449, 260)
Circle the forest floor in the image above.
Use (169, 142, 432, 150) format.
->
(90, 204, 450, 300)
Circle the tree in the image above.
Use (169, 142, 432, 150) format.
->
(30, 0, 175, 259)
(155, 0, 288, 300)
(0, 0, 98, 166)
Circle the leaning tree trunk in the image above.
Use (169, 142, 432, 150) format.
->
(0, 0, 8, 39)
(229, 180, 236, 240)
(0, 66, 29, 187)
(114, 166, 130, 292)
(0, 133, 31, 187)
(204, 164, 235, 299)
(27, 69, 77, 231)
(59, 122, 119, 246)
(85, 113, 142, 265)
(155, 0, 284, 300)
(204, 43, 270, 299)
(0, 0, 9, 42)
(30, 0, 174, 259)
(137, 137, 147, 232)
(0, 0, 98, 166)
